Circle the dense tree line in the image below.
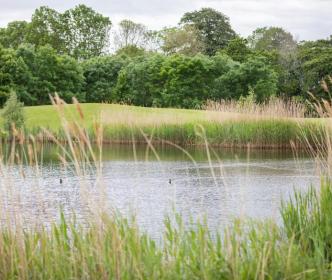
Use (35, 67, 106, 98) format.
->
(0, 5, 332, 108)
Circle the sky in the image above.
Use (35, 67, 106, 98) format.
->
(0, 0, 331, 41)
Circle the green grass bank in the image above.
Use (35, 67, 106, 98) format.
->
(5, 103, 325, 149)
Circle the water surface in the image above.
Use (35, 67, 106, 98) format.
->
(0, 144, 319, 236)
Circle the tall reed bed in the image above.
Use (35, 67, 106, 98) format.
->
(0, 94, 319, 148)
(204, 96, 309, 118)
(0, 182, 331, 279)
(98, 119, 324, 149)
(19, 101, 325, 149)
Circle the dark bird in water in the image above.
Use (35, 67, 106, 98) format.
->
(169, 179, 172, 184)
(60, 178, 63, 184)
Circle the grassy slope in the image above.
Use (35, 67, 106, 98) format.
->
(24, 103, 209, 130)
(21, 103, 324, 148)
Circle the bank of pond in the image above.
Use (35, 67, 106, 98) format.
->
(0, 103, 327, 150)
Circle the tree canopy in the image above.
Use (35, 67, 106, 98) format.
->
(0, 5, 331, 109)
(180, 8, 237, 56)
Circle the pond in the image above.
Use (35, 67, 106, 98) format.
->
(0, 144, 319, 236)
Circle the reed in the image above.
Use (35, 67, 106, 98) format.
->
(0, 183, 330, 279)
(2, 100, 324, 149)
(204, 96, 309, 118)
(0, 95, 331, 279)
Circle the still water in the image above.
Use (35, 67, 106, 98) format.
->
(0, 144, 319, 235)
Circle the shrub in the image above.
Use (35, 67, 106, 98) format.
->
(1, 91, 25, 133)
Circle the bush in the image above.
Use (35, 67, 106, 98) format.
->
(1, 91, 25, 133)
(83, 55, 128, 102)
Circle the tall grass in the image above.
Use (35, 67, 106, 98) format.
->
(0, 96, 324, 149)
(0, 182, 330, 279)
(205, 96, 309, 118)
(0, 95, 331, 278)
(22, 104, 325, 149)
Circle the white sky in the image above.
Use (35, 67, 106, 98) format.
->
(0, 0, 331, 41)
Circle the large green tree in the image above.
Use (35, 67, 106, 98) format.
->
(83, 55, 129, 102)
(247, 27, 301, 97)
(248, 27, 297, 54)
(115, 54, 166, 106)
(180, 8, 236, 56)
(298, 38, 332, 97)
(159, 55, 214, 108)
(0, 45, 31, 105)
(3, 5, 112, 60)
(161, 25, 204, 56)
(213, 55, 278, 102)
(27, 6, 65, 52)
(113, 20, 149, 50)
(61, 5, 112, 59)
(14, 44, 84, 105)
(223, 38, 252, 62)
(0, 21, 29, 49)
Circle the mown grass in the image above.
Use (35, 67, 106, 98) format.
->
(0, 180, 331, 279)
(1, 103, 325, 148)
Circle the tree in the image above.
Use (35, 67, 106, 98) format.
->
(247, 27, 300, 97)
(0, 46, 16, 104)
(27, 6, 65, 52)
(113, 20, 149, 51)
(26, 5, 111, 59)
(248, 27, 297, 54)
(115, 45, 146, 57)
(114, 54, 166, 106)
(1, 91, 25, 133)
(160, 55, 214, 108)
(83, 55, 128, 102)
(0, 45, 32, 105)
(14, 44, 84, 105)
(213, 56, 278, 102)
(161, 25, 204, 56)
(223, 38, 252, 62)
(180, 8, 236, 56)
(298, 39, 332, 98)
(61, 5, 112, 59)
(0, 21, 29, 49)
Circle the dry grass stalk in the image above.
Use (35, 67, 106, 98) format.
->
(204, 97, 307, 119)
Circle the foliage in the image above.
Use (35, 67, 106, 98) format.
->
(248, 26, 297, 54)
(83, 55, 129, 102)
(115, 45, 146, 57)
(13, 44, 85, 105)
(112, 52, 279, 107)
(0, 21, 29, 49)
(2, 5, 112, 60)
(159, 55, 214, 108)
(213, 55, 278, 102)
(113, 19, 149, 51)
(61, 5, 112, 59)
(222, 37, 252, 62)
(161, 25, 204, 56)
(27, 6, 65, 53)
(298, 39, 332, 98)
(115, 54, 166, 106)
(0, 4, 332, 108)
(180, 8, 237, 55)
(1, 91, 25, 132)
(247, 27, 302, 98)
